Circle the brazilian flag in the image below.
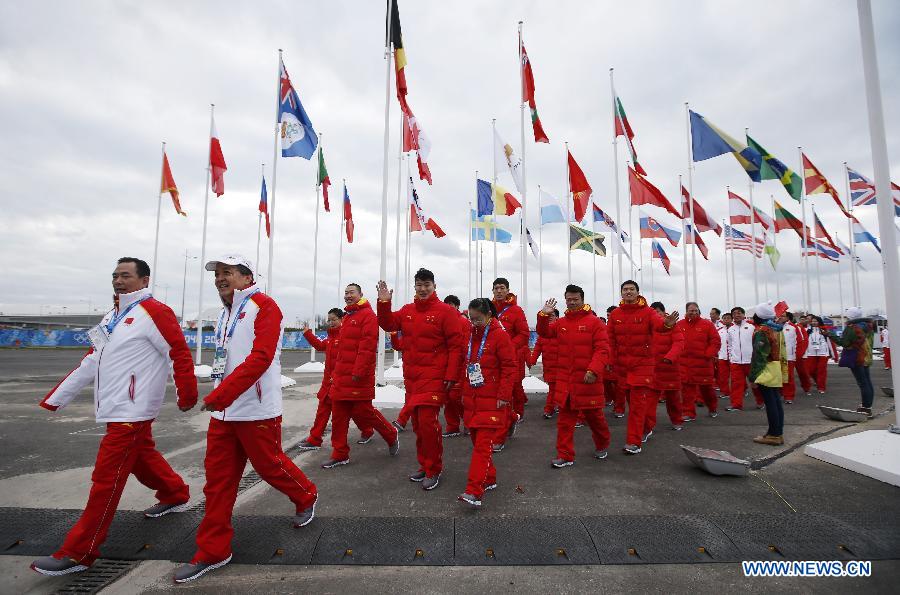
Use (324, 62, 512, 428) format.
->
(569, 225, 606, 256)
(746, 134, 802, 202)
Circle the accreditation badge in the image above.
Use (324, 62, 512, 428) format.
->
(87, 325, 109, 351)
(211, 346, 227, 379)
(467, 363, 485, 387)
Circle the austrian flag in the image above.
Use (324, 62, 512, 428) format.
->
(209, 114, 227, 196)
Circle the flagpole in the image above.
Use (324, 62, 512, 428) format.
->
(310, 144, 321, 362)
(842, 162, 861, 305)
(194, 104, 214, 365)
(393, 142, 404, 365)
(537, 184, 543, 304)
(728, 219, 737, 306)
(685, 102, 698, 301)
(591, 200, 598, 307)
(836, 232, 846, 322)
(681, 176, 689, 308)
(723, 218, 732, 309)
(650, 241, 655, 299)
(798, 146, 812, 313)
(771, 194, 780, 300)
(610, 69, 624, 290)
(742, 128, 759, 305)
(475, 171, 480, 298)
(377, 3, 395, 387)
(639, 236, 644, 290)
(267, 51, 282, 297)
(338, 180, 345, 302)
(256, 163, 264, 283)
(491, 118, 498, 283)
(812, 204, 824, 313)
(468, 199, 473, 304)
(609, 233, 616, 305)
(405, 168, 411, 305)
(152, 142, 165, 295)
(518, 21, 529, 324)
(565, 141, 571, 284)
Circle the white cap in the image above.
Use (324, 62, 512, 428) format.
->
(205, 254, 254, 275)
(844, 306, 863, 320)
(754, 301, 776, 320)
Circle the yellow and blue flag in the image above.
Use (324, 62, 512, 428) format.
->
(471, 210, 512, 243)
(689, 110, 761, 181)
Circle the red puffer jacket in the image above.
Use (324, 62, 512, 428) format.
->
(303, 327, 339, 400)
(377, 292, 465, 407)
(527, 335, 559, 383)
(461, 318, 517, 429)
(652, 322, 684, 390)
(493, 294, 530, 364)
(536, 305, 608, 410)
(676, 316, 721, 385)
(332, 299, 378, 401)
(607, 297, 664, 387)
(449, 310, 471, 384)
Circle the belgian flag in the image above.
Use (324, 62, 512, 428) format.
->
(388, 1, 409, 114)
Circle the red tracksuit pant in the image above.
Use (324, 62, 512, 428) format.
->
(659, 388, 683, 425)
(624, 387, 656, 446)
(465, 427, 498, 498)
(395, 402, 413, 427)
(193, 416, 316, 564)
(782, 361, 797, 401)
(884, 347, 891, 369)
(56, 421, 188, 566)
(682, 383, 717, 418)
(729, 363, 763, 409)
(411, 405, 443, 478)
(612, 381, 627, 414)
(330, 400, 397, 460)
(544, 381, 557, 414)
(717, 359, 731, 394)
(799, 356, 828, 392)
(556, 397, 610, 461)
(305, 394, 373, 446)
(444, 386, 464, 433)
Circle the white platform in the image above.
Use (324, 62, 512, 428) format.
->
(294, 361, 325, 373)
(194, 364, 212, 382)
(373, 384, 406, 408)
(522, 375, 549, 394)
(384, 366, 405, 380)
(280, 375, 296, 388)
(805, 429, 900, 487)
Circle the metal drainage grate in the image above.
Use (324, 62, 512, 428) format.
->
(54, 559, 137, 594)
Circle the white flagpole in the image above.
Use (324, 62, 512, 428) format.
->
(377, 3, 395, 387)
(610, 69, 624, 289)
(338, 180, 345, 302)
(650, 242, 655, 299)
(609, 234, 615, 305)
(591, 201, 598, 306)
(836, 232, 846, 322)
(152, 141, 165, 295)
(537, 184, 543, 303)
(680, 176, 689, 307)
(474, 171, 479, 298)
(405, 167, 411, 304)
(518, 21, 529, 323)
(685, 102, 698, 301)
(724, 218, 732, 309)
(565, 142, 571, 283)
(728, 220, 737, 306)
(842, 162, 861, 305)
(194, 104, 214, 365)
(392, 142, 404, 365)
(639, 236, 644, 290)
(492, 118, 498, 283)
(857, 0, 900, 432)
(468, 199, 473, 304)
(812, 204, 824, 313)
(798, 146, 812, 312)
(747, 177, 760, 303)
(267, 51, 282, 297)
(771, 194, 780, 300)
(256, 163, 264, 281)
(310, 146, 321, 362)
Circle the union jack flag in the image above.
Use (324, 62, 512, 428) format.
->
(847, 165, 900, 215)
(279, 59, 297, 110)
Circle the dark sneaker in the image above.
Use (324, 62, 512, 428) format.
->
(409, 470, 426, 482)
(143, 501, 190, 518)
(491, 443, 505, 453)
(173, 554, 233, 584)
(293, 495, 318, 528)
(543, 410, 555, 419)
(391, 421, 406, 432)
(683, 416, 696, 422)
(623, 444, 642, 455)
(442, 430, 462, 438)
(388, 435, 400, 456)
(594, 450, 608, 460)
(458, 493, 481, 508)
(422, 475, 441, 490)
(784, 400, 794, 405)
(756, 405, 765, 410)
(574, 421, 585, 428)
(709, 411, 719, 418)
(725, 407, 742, 412)
(321, 458, 349, 469)
(298, 439, 321, 451)
(357, 433, 374, 445)
(642, 430, 653, 443)
(613, 412, 625, 418)
(551, 458, 574, 468)
(30, 556, 88, 576)
(507, 422, 518, 438)
(856, 406, 874, 418)
(672, 425, 684, 431)
(483, 482, 498, 492)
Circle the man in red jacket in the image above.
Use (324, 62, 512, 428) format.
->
(527, 307, 559, 419)
(491, 278, 530, 448)
(607, 280, 671, 455)
(650, 301, 684, 431)
(377, 269, 465, 491)
(536, 285, 611, 468)
(442, 295, 469, 438)
(604, 305, 626, 418)
(676, 302, 722, 421)
(321, 284, 400, 468)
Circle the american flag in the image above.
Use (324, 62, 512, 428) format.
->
(724, 224, 764, 256)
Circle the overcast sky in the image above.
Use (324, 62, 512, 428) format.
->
(1, 0, 897, 324)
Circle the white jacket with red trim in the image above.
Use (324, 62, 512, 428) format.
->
(203, 284, 284, 422)
(782, 323, 799, 362)
(40, 288, 198, 422)
(727, 321, 755, 365)
(717, 324, 731, 360)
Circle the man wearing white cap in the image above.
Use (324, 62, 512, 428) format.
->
(175, 255, 317, 584)
(748, 301, 785, 446)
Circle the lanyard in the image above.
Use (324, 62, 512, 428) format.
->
(498, 305, 512, 318)
(467, 323, 491, 363)
(215, 289, 259, 347)
(105, 296, 150, 335)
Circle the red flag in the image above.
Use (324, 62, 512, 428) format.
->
(343, 185, 354, 243)
(160, 151, 185, 216)
(628, 167, 680, 218)
(209, 115, 227, 197)
(567, 150, 592, 222)
(681, 186, 722, 235)
(774, 301, 789, 317)
(409, 177, 444, 238)
(802, 153, 850, 218)
(520, 42, 549, 143)
(685, 224, 710, 260)
(402, 109, 432, 185)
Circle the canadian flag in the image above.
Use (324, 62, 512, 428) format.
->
(403, 110, 432, 185)
(210, 115, 227, 197)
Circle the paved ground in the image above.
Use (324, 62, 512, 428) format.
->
(1, 348, 897, 593)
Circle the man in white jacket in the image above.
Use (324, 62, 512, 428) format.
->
(31, 257, 197, 576)
(175, 255, 317, 584)
(725, 306, 762, 411)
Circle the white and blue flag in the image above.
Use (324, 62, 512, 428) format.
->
(278, 58, 318, 159)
